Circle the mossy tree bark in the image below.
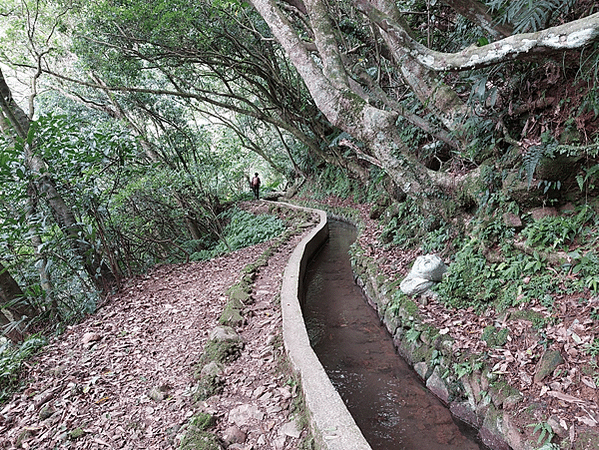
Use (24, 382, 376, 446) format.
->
(250, 0, 599, 209)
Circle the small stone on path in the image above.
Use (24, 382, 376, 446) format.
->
(228, 404, 264, 427)
(280, 419, 302, 438)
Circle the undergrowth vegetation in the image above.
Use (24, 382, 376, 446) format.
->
(191, 208, 286, 261)
(0, 335, 46, 403)
(379, 193, 599, 315)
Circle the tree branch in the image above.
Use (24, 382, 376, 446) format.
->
(359, 3, 599, 71)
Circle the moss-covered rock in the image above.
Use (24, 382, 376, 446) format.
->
(218, 299, 244, 327)
(193, 361, 225, 401)
(226, 283, 251, 303)
(534, 350, 564, 383)
(179, 413, 221, 450)
(481, 326, 509, 348)
(189, 412, 216, 431)
(69, 427, 85, 439)
(488, 379, 521, 409)
(180, 430, 222, 450)
(199, 326, 243, 365)
(480, 405, 510, 450)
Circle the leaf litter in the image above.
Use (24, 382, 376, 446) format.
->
(0, 201, 315, 449)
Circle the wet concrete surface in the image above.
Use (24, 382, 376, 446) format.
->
(302, 220, 484, 450)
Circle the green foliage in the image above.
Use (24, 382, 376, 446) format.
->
(179, 425, 220, 450)
(569, 250, 599, 293)
(585, 338, 599, 357)
(313, 164, 357, 200)
(522, 216, 576, 249)
(396, 102, 428, 147)
(537, 443, 560, 450)
(453, 357, 484, 379)
(434, 237, 567, 312)
(527, 420, 554, 446)
(576, 164, 599, 193)
(0, 112, 135, 319)
(405, 328, 421, 344)
(459, 114, 499, 164)
(379, 198, 447, 250)
(420, 224, 453, 254)
(192, 208, 285, 260)
(521, 206, 594, 249)
(434, 242, 496, 310)
(489, 0, 577, 33)
(520, 131, 568, 189)
(218, 209, 285, 251)
(0, 335, 46, 403)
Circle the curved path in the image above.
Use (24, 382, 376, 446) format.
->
(0, 201, 326, 449)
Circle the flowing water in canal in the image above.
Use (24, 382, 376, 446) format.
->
(302, 220, 485, 450)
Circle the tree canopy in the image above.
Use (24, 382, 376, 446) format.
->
(0, 0, 598, 340)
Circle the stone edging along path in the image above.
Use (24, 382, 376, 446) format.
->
(278, 203, 373, 450)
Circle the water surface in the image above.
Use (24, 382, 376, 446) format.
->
(303, 220, 483, 450)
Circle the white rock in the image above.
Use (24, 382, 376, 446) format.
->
(400, 277, 434, 296)
(410, 254, 447, 281)
(228, 404, 264, 427)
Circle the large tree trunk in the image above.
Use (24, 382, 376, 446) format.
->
(365, 0, 469, 134)
(359, 3, 599, 72)
(250, 0, 440, 202)
(251, 0, 599, 210)
(0, 68, 115, 292)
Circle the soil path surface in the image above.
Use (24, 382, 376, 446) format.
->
(0, 201, 312, 450)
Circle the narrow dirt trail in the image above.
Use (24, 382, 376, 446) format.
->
(0, 202, 313, 450)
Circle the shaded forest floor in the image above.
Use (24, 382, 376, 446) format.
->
(1, 196, 598, 449)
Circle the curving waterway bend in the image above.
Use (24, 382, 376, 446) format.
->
(302, 220, 485, 450)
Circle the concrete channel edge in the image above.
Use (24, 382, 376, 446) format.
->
(279, 204, 372, 450)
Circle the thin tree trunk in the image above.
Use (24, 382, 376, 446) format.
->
(0, 68, 115, 292)
(26, 184, 56, 311)
(440, 0, 513, 39)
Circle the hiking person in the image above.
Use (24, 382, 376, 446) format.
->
(251, 172, 261, 199)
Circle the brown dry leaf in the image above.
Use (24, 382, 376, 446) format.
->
(540, 385, 550, 396)
(548, 391, 585, 404)
(576, 416, 598, 427)
(581, 377, 597, 390)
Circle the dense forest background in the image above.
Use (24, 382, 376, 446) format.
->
(1, 0, 599, 400)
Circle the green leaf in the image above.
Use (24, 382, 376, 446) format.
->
(26, 123, 36, 145)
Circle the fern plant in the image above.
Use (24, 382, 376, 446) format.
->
(527, 421, 554, 446)
(488, 0, 577, 33)
(521, 132, 558, 187)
